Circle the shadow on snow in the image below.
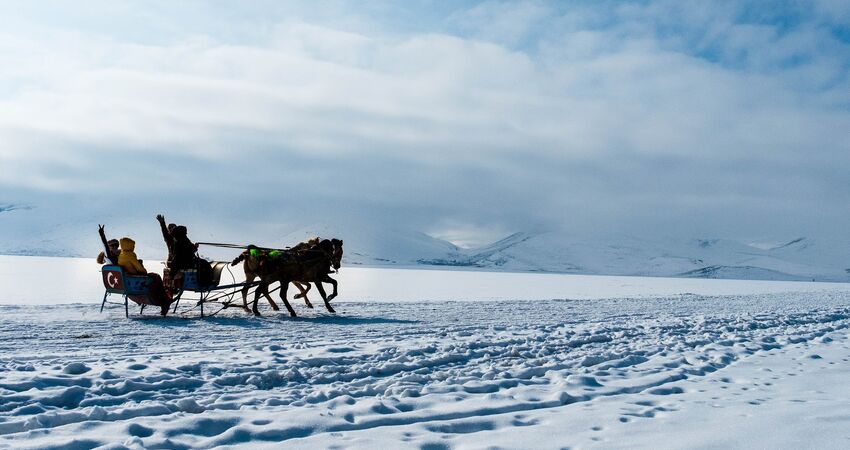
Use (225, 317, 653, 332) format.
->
(128, 313, 419, 327)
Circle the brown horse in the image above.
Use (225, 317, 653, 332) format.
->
(230, 242, 315, 312)
(251, 238, 343, 317)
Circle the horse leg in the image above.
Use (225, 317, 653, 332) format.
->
(279, 282, 297, 317)
(294, 282, 313, 308)
(323, 275, 338, 301)
(263, 282, 280, 311)
(315, 282, 335, 314)
(241, 274, 254, 311)
(252, 281, 265, 317)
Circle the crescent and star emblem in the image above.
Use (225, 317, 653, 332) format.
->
(107, 272, 118, 288)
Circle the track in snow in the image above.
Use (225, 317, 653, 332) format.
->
(1, 292, 849, 449)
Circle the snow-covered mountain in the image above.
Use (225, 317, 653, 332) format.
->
(435, 232, 850, 282)
(1, 207, 848, 282)
(276, 228, 849, 282)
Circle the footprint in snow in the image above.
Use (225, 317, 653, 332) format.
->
(62, 362, 90, 375)
(420, 443, 452, 450)
(511, 417, 539, 427)
(128, 423, 154, 438)
(647, 386, 684, 395)
(424, 420, 495, 434)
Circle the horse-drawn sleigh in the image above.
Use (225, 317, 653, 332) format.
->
(100, 238, 344, 318)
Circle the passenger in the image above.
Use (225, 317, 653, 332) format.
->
(156, 214, 179, 289)
(169, 226, 198, 271)
(97, 225, 120, 265)
(156, 214, 177, 266)
(168, 223, 214, 287)
(117, 237, 173, 316)
(117, 237, 146, 275)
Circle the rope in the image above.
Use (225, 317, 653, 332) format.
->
(195, 242, 248, 249)
(170, 279, 291, 318)
(201, 264, 239, 305)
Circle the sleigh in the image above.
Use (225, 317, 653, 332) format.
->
(99, 265, 157, 317)
(100, 262, 256, 318)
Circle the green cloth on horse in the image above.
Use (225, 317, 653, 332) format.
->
(249, 248, 284, 259)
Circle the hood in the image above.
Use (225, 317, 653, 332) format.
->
(119, 237, 135, 252)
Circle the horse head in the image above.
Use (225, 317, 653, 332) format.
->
(314, 239, 344, 272)
(330, 238, 343, 271)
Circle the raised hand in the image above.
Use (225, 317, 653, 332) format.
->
(156, 214, 165, 222)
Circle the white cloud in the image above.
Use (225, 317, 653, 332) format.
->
(0, 1, 848, 241)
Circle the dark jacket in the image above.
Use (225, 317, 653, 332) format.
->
(169, 226, 198, 271)
(158, 219, 174, 264)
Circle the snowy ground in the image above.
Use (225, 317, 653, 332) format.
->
(1, 256, 850, 449)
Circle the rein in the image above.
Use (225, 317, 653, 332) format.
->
(202, 240, 342, 273)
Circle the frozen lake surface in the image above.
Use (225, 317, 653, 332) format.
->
(2, 255, 850, 305)
(0, 255, 849, 449)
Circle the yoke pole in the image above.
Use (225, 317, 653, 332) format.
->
(196, 242, 293, 252)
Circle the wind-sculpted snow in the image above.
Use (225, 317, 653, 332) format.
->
(0, 293, 849, 449)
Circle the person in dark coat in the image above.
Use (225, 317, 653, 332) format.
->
(170, 225, 198, 271)
(166, 221, 214, 287)
(156, 214, 177, 266)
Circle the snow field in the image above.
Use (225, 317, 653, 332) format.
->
(0, 290, 849, 449)
(4, 255, 850, 305)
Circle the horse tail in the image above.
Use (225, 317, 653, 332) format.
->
(231, 252, 245, 266)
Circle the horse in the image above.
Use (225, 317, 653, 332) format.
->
(230, 241, 316, 312)
(250, 238, 343, 317)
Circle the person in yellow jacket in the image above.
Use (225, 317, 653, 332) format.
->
(118, 238, 147, 274)
(118, 237, 173, 315)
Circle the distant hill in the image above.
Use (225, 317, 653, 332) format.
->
(279, 228, 849, 282)
(433, 232, 849, 282)
(1, 212, 848, 282)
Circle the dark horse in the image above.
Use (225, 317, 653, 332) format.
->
(230, 239, 317, 312)
(251, 238, 343, 317)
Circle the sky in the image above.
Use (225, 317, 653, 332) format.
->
(1, 0, 849, 250)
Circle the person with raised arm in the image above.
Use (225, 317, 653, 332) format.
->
(156, 214, 177, 266)
(158, 214, 213, 287)
(97, 224, 120, 265)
